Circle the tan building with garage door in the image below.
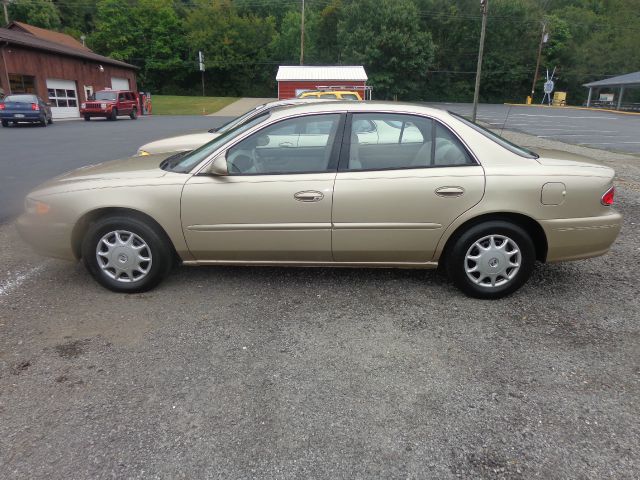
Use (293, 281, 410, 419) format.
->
(0, 22, 137, 119)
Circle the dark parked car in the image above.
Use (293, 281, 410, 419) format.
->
(0, 94, 53, 127)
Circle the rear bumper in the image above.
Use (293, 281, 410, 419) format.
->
(1, 111, 42, 122)
(540, 211, 622, 262)
(16, 213, 76, 261)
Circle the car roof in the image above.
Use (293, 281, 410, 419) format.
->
(267, 101, 450, 120)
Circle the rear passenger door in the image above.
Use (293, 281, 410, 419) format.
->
(332, 112, 485, 263)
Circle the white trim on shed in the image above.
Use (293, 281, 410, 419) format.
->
(276, 66, 368, 82)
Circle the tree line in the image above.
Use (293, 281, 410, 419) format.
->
(6, 0, 640, 104)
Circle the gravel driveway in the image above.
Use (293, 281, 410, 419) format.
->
(0, 130, 638, 479)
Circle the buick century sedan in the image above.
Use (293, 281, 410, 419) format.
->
(17, 102, 621, 298)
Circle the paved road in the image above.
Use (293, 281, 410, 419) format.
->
(0, 115, 232, 223)
(429, 103, 640, 154)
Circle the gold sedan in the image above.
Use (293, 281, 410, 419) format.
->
(17, 102, 622, 299)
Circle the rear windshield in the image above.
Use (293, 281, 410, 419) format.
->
(95, 91, 117, 101)
(4, 95, 36, 103)
(450, 112, 539, 159)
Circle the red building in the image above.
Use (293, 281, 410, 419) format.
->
(276, 66, 369, 100)
(0, 22, 137, 119)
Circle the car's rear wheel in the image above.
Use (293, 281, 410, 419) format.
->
(130, 108, 137, 120)
(47, 116, 53, 124)
(81, 216, 173, 293)
(109, 108, 118, 121)
(40, 116, 47, 127)
(446, 221, 535, 299)
(1, 120, 8, 127)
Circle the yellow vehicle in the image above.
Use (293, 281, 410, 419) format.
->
(298, 90, 362, 100)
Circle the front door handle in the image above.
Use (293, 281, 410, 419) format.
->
(294, 190, 324, 202)
(435, 186, 465, 197)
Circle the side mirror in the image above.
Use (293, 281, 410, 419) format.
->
(208, 154, 228, 176)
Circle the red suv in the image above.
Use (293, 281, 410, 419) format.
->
(81, 90, 138, 121)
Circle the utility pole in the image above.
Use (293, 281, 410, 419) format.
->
(2, 0, 9, 26)
(299, 0, 305, 65)
(472, 0, 488, 122)
(530, 21, 547, 103)
(198, 51, 205, 97)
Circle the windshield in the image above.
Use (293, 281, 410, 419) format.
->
(95, 91, 117, 101)
(450, 112, 539, 159)
(165, 112, 270, 173)
(4, 95, 37, 103)
(214, 103, 267, 134)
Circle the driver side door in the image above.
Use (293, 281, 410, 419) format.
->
(180, 113, 345, 262)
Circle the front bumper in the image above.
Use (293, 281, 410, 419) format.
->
(80, 108, 110, 117)
(16, 213, 76, 261)
(541, 211, 623, 262)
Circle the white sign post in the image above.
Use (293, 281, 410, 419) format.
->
(199, 51, 205, 97)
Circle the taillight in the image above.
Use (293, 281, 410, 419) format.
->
(31, 103, 40, 111)
(0, 103, 5, 110)
(601, 186, 615, 206)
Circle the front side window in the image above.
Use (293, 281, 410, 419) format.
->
(227, 114, 341, 175)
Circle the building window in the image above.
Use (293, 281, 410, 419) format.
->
(9, 74, 36, 94)
(47, 88, 77, 108)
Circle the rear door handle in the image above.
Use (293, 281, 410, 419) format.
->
(435, 186, 465, 197)
(294, 190, 324, 202)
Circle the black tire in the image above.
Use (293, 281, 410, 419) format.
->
(446, 221, 535, 299)
(1, 120, 8, 127)
(40, 116, 47, 127)
(84, 115, 91, 121)
(129, 108, 137, 120)
(47, 116, 53, 124)
(109, 108, 118, 121)
(81, 215, 173, 293)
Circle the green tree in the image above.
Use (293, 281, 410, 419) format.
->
(7, 0, 61, 29)
(90, 0, 187, 91)
(185, 0, 278, 96)
(338, 0, 435, 99)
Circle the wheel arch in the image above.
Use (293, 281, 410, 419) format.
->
(438, 212, 548, 266)
(71, 207, 179, 261)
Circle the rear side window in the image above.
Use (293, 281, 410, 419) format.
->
(344, 113, 475, 171)
(341, 94, 359, 100)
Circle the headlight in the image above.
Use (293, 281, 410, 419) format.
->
(137, 149, 151, 156)
(81, 102, 86, 109)
(25, 198, 51, 216)
(101, 103, 107, 109)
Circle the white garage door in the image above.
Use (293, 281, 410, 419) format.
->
(46, 79, 79, 119)
(111, 77, 130, 90)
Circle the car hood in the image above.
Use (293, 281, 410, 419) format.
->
(32, 153, 175, 196)
(138, 131, 219, 155)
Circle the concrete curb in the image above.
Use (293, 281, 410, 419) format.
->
(504, 102, 640, 116)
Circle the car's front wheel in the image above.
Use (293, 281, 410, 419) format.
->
(84, 115, 90, 121)
(1, 120, 8, 127)
(109, 108, 118, 121)
(81, 216, 173, 293)
(446, 221, 535, 299)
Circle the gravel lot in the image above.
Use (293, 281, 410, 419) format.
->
(1, 122, 639, 478)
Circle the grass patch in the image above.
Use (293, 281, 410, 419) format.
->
(151, 95, 239, 115)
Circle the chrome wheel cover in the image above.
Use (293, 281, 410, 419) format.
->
(464, 234, 521, 288)
(96, 230, 152, 283)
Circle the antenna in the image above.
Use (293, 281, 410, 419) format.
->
(500, 104, 512, 137)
